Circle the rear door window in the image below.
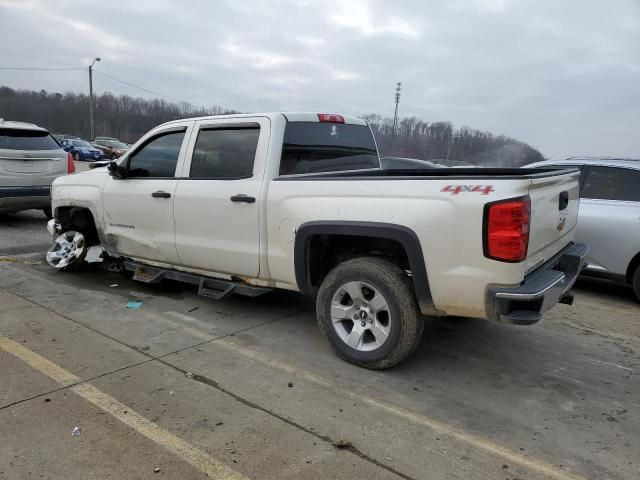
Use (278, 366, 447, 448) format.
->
(0, 129, 60, 150)
(189, 126, 259, 178)
(279, 122, 379, 175)
(581, 166, 640, 202)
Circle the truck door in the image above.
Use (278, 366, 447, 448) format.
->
(173, 117, 270, 277)
(101, 124, 192, 264)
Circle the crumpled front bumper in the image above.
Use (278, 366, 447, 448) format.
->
(486, 242, 588, 325)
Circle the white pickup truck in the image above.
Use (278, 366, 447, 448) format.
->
(46, 112, 587, 369)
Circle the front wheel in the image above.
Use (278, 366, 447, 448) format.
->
(316, 257, 424, 369)
(73, 152, 81, 162)
(46, 230, 88, 271)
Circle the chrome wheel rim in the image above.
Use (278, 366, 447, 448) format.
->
(330, 281, 391, 352)
(46, 231, 85, 269)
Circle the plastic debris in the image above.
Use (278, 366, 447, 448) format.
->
(169, 391, 174, 396)
(71, 426, 81, 437)
(126, 300, 143, 309)
(110, 284, 118, 287)
(185, 372, 194, 379)
(287, 382, 293, 388)
(85, 245, 104, 263)
(154, 467, 160, 473)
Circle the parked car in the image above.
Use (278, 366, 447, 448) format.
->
(0, 119, 74, 218)
(380, 157, 446, 170)
(60, 139, 107, 162)
(46, 112, 586, 369)
(93, 139, 129, 159)
(527, 157, 640, 301)
(94, 136, 120, 142)
(53, 134, 80, 142)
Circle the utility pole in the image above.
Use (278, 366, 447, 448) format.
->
(89, 57, 101, 140)
(391, 82, 401, 149)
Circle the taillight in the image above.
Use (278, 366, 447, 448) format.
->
(67, 152, 75, 174)
(317, 113, 345, 123)
(483, 196, 530, 262)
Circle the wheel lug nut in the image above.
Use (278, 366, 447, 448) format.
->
(353, 314, 359, 320)
(360, 321, 366, 327)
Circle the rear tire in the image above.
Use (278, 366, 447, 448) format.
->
(42, 207, 53, 219)
(316, 257, 424, 369)
(632, 266, 640, 302)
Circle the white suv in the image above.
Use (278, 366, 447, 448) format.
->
(0, 120, 73, 218)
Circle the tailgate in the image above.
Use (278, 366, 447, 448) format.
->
(525, 169, 581, 273)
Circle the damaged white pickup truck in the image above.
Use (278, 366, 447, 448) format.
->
(46, 112, 587, 368)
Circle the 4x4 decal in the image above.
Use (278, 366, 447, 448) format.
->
(441, 185, 495, 195)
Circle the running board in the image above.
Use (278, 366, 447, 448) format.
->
(124, 261, 272, 300)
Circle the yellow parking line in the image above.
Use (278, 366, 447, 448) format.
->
(212, 338, 586, 480)
(0, 335, 248, 480)
(154, 312, 586, 480)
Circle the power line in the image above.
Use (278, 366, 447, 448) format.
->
(0, 67, 84, 71)
(93, 69, 184, 104)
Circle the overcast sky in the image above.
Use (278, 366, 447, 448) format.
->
(1, 0, 638, 158)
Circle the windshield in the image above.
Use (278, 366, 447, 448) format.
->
(0, 128, 60, 150)
(280, 122, 379, 175)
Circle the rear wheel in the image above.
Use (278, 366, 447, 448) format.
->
(46, 230, 88, 271)
(632, 266, 640, 302)
(316, 257, 424, 369)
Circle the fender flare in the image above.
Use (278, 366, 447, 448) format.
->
(294, 221, 440, 316)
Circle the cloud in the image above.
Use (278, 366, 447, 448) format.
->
(0, 0, 638, 158)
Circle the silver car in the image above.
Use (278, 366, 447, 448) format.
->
(528, 157, 640, 301)
(0, 120, 72, 218)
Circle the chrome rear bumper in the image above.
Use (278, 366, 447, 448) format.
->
(487, 242, 588, 325)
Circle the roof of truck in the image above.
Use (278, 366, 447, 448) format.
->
(0, 119, 48, 132)
(160, 112, 367, 127)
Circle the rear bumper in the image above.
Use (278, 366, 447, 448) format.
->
(486, 242, 588, 325)
(0, 186, 51, 212)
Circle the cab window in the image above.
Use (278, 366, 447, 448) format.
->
(126, 130, 185, 178)
(189, 126, 259, 179)
(581, 166, 640, 202)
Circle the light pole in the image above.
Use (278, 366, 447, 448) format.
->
(391, 82, 402, 149)
(89, 57, 101, 140)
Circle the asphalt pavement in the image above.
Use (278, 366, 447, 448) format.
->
(0, 211, 638, 479)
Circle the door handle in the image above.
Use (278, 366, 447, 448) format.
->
(230, 194, 256, 204)
(151, 191, 171, 198)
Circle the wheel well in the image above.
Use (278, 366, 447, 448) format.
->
(306, 234, 410, 290)
(55, 207, 99, 244)
(626, 251, 640, 283)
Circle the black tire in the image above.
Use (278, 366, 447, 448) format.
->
(316, 257, 424, 369)
(633, 266, 640, 303)
(73, 152, 81, 162)
(42, 207, 53, 219)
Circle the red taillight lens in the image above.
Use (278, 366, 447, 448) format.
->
(67, 152, 75, 174)
(484, 197, 530, 262)
(317, 113, 345, 123)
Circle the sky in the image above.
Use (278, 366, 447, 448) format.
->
(0, 0, 638, 158)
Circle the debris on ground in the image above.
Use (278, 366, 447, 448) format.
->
(0, 256, 41, 265)
(185, 372, 194, 379)
(385, 457, 392, 462)
(188, 307, 199, 312)
(85, 245, 104, 263)
(216, 422, 224, 426)
(109, 284, 118, 287)
(287, 382, 293, 388)
(169, 391, 174, 396)
(332, 439, 352, 449)
(71, 426, 81, 437)
(126, 301, 143, 309)
(154, 467, 160, 473)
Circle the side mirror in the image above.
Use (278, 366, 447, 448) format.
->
(107, 161, 126, 179)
